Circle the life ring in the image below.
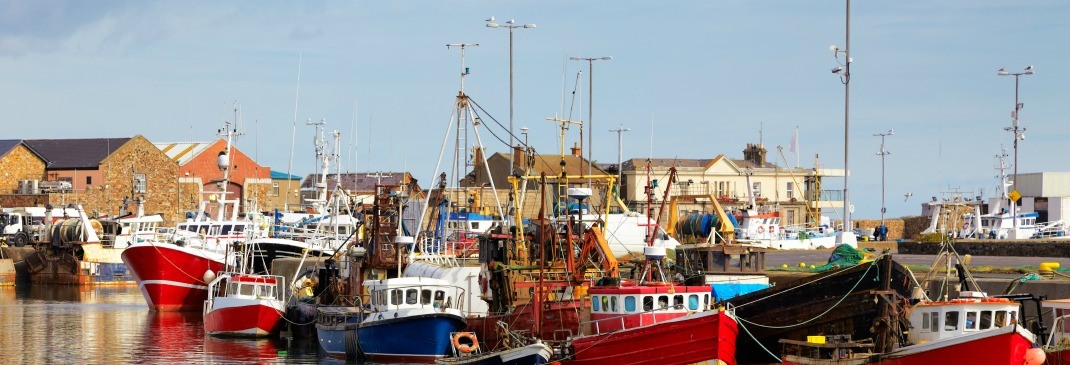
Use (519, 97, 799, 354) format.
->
(769, 226, 776, 235)
(756, 226, 765, 234)
(452, 332, 479, 353)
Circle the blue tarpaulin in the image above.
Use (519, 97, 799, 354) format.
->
(711, 283, 770, 301)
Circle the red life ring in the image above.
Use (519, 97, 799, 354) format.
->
(757, 226, 765, 234)
(478, 272, 489, 295)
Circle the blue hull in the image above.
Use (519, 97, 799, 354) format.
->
(358, 313, 466, 362)
(316, 306, 363, 358)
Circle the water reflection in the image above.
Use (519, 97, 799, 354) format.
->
(0, 285, 346, 364)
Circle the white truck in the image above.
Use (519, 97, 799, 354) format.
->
(0, 206, 82, 247)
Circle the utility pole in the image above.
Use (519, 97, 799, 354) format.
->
(609, 125, 631, 181)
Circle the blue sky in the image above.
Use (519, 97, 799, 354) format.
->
(1, 1, 1067, 219)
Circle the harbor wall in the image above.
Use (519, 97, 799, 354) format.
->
(899, 240, 1070, 257)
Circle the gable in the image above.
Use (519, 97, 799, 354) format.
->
(704, 155, 741, 174)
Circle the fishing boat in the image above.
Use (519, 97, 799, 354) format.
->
(202, 272, 286, 337)
(1041, 298, 1070, 363)
(437, 334, 553, 365)
(562, 167, 738, 365)
(23, 204, 137, 285)
(315, 306, 364, 359)
(357, 276, 468, 363)
(122, 121, 258, 311)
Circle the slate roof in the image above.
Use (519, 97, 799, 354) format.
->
(23, 138, 131, 169)
(0, 140, 21, 158)
(300, 172, 416, 192)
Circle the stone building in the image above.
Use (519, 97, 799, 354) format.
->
(6, 136, 184, 223)
(0, 140, 47, 196)
(619, 143, 845, 228)
(155, 139, 272, 215)
(265, 171, 303, 213)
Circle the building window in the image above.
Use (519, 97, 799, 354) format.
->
(752, 182, 762, 198)
(273, 182, 280, 196)
(86, 176, 92, 185)
(786, 182, 794, 199)
(133, 174, 147, 193)
(787, 210, 795, 226)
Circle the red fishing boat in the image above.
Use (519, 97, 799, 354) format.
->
(122, 121, 260, 311)
(203, 273, 286, 337)
(561, 167, 737, 365)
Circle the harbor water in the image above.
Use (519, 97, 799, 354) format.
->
(0, 285, 347, 364)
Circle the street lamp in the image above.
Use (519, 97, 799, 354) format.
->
(998, 65, 1034, 238)
(609, 125, 631, 181)
(486, 17, 536, 176)
(830, 0, 853, 245)
(874, 129, 893, 239)
(570, 56, 612, 177)
(520, 126, 530, 146)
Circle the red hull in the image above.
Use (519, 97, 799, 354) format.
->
(121, 244, 224, 311)
(877, 326, 1035, 365)
(566, 310, 738, 365)
(507, 300, 588, 342)
(204, 303, 284, 337)
(1048, 349, 1070, 365)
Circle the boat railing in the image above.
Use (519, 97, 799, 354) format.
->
(372, 283, 468, 313)
(584, 303, 693, 335)
(1045, 314, 1070, 349)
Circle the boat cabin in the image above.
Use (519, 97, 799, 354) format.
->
(366, 277, 466, 314)
(222, 274, 282, 299)
(1042, 299, 1070, 347)
(908, 291, 1019, 344)
(586, 285, 712, 334)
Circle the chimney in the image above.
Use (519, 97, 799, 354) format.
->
(472, 146, 485, 166)
(743, 143, 767, 166)
(570, 142, 582, 157)
(513, 145, 527, 171)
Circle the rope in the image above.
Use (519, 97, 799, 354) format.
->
(736, 315, 781, 363)
(735, 253, 885, 329)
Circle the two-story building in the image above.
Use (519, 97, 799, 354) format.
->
(620, 143, 845, 227)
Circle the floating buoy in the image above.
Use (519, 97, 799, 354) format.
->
(798, 262, 806, 268)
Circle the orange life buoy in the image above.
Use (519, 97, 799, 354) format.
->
(757, 226, 765, 234)
(453, 332, 479, 353)
(769, 226, 776, 234)
(478, 272, 488, 295)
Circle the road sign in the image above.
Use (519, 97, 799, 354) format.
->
(1008, 190, 1022, 203)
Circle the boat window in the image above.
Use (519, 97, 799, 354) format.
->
(965, 311, 978, 330)
(980, 310, 993, 330)
(625, 296, 637, 312)
(406, 289, 419, 304)
(370, 292, 378, 306)
(658, 295, 669, 310)
(434, 290, 446, 308)
(178, 224, 188, 231)
(421, 289, 433, 305)
(391, 289, 403, 305)
(472, 222, 480, 230)
(929, 312, 939, 331)
(944, 311, 960, 331)
(610, 296, 618, 312)
(688, 295, 699, 310)
(239, 284, 254, 296)
(227, 282, 239, 295)
(643, 296, 654, 311)
(221, 225, 233, 235)
(233, 225, 245, 233)
(922, 313, 930, 330)
(674, 295, 684, 309)
(209, 225, 221, 236)
(592, 296, 601, 312)
(704, 294, 710, 308)
(1010, 311, 1018, 325)
(995, 311, 1007, 328)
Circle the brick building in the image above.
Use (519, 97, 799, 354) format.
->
(266, 171, 303, 213)
(155, 139, 272, 215)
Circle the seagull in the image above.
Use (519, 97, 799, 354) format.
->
(904, 192, 913, 202)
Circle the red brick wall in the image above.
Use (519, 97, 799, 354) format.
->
(178, 139, 270, 189)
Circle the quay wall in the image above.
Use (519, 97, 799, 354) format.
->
(899, 240, 1070, 257)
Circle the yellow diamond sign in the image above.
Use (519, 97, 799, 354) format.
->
(1008, 190, 1022, 203)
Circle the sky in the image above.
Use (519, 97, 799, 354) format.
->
(1, 1, 1068, 220)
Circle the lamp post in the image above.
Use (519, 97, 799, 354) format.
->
(486, 17, 535, 176)
(830, 0, 853, 244)
(874, 129, 893, 239)
(520, 126, 529, 147)
(998, 65, 1034, 237)
(570, 56, 612, 177)
(609, 125, 630, 181)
